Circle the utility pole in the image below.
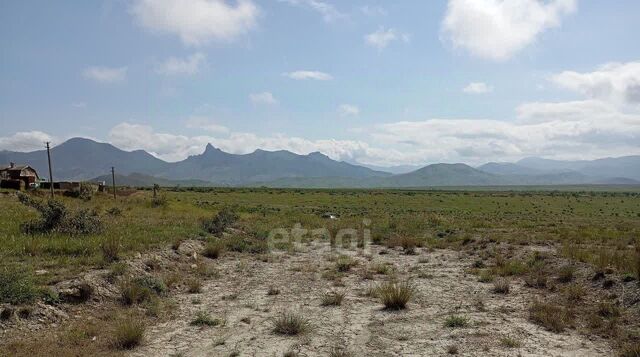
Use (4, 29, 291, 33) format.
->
(45, 142, 54, 199)
(111, 166, 117, 200)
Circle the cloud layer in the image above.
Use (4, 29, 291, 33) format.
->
(365, 28, 409, 50)
(442, 0, 577, 61)
(130, 0, 259, 46)
(284, 70, 333, 80)
(156, 53, 206, 75)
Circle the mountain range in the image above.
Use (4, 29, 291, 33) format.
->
(1, 137, 639, 188)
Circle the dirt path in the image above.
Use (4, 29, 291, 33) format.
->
(131, 242, 613, 356)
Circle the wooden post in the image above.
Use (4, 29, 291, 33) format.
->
(111, 166, 116, 200)
(45, 142, 54, 199)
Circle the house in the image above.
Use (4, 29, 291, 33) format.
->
(0, 163, 40, 189)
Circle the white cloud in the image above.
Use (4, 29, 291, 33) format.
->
(338, 104, 360, 117)
(249, 92, 278, 105)
(279, 0, 345, 22)
(361, 5, 386, 17)
(551, 61, 640, 105)
(463, 82, 493, 94)
(108, 121, 371, 163)
(185, 117, 230, 134)
(365, 27, 410, 50)
(0, 131, 55, 152)
(83, 66, 127, 83)
(72, 102, 87, 108)
(156, 53, 206, 75)
(130, 0, 259, 46)
(441, 0, 577, 61)
(284, 70, 333, 81)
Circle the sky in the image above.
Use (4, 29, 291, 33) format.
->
(1, 0, 639, 167)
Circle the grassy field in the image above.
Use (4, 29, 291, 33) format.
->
(1, 186, 639, 356)
(1, 187, 639, 280)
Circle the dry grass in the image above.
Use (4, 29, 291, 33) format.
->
(112, 317, 145, 350)
(186, 278, 202, 294)
(321, 291, 345, 306)
(335, 255, 357, 272)
(492, 278, 510, 294)
(529, 300, 573, 333)
(557, 265, 575, 283)
(272, 311, 310, 335)
(377, 280, 414, 310)
(329, 347, 354, 357)
(203, 241, 224, 259)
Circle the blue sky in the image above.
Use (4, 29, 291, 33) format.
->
(1, 0, 639, 166)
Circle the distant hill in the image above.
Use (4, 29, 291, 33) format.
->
(516, 156, 640, 180)
(0, 138, 167, 181)
(0, 138, 389, 185)
(2, 137, 638, 188)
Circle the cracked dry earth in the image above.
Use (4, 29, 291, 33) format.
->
(131, 242, 613, 357)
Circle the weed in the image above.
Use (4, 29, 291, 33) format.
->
(272, 311, 310, 335)
(335, 255, 357, 272)
(444, 315, 469, 328)
(377, 280, 414, 310)
(101, 238, 120, 263)
(564, 283, 586, 302)
(500, 337, 521, 348)
(478, 270, 495, 283)
(190, 311, 223, 327)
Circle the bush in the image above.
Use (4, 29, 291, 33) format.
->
(377, 280, 414, 310)
(272, 311, 310, 335)
(112, 318, 145, 349)
(202, 207, 239, 235)
(17, 194, 102, 235)
(0, 268, 38, 305)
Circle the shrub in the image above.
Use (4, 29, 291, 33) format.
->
(202, 207, 239, 235)
(203, 241, 224, 259)
(524, 269, 547, 289)
(557, 265, 575, 283)
(151, 195, 167, 208)
(17, 194, 103, 235)
(0, 268, 37, 305)
(564, 284, 586, 302)
(444, 315, 469, 328)
(267, 286, 280, 296)
(190, 311, 223, 327)
(377, 280, 414, 310)
(272, 311, 310, 335)
(321, 291, 345, 306)
(493, 278, 510, 294)
(529, 301, 573, 333)
(619, 343, 640, 357)
(112, 318, 145, 349)
(223, 234, 268, 254)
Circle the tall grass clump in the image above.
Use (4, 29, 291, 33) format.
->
(377, 280, 414, 310)
(529, 300, 573, 333)
(272, 311, 310, 335)
(202, 207, 239, 235)
(112, 318, 145, 349)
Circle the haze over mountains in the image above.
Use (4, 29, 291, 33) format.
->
(1, 138, 639, 188)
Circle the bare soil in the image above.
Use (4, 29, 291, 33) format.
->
(130, 241, 614, 357)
